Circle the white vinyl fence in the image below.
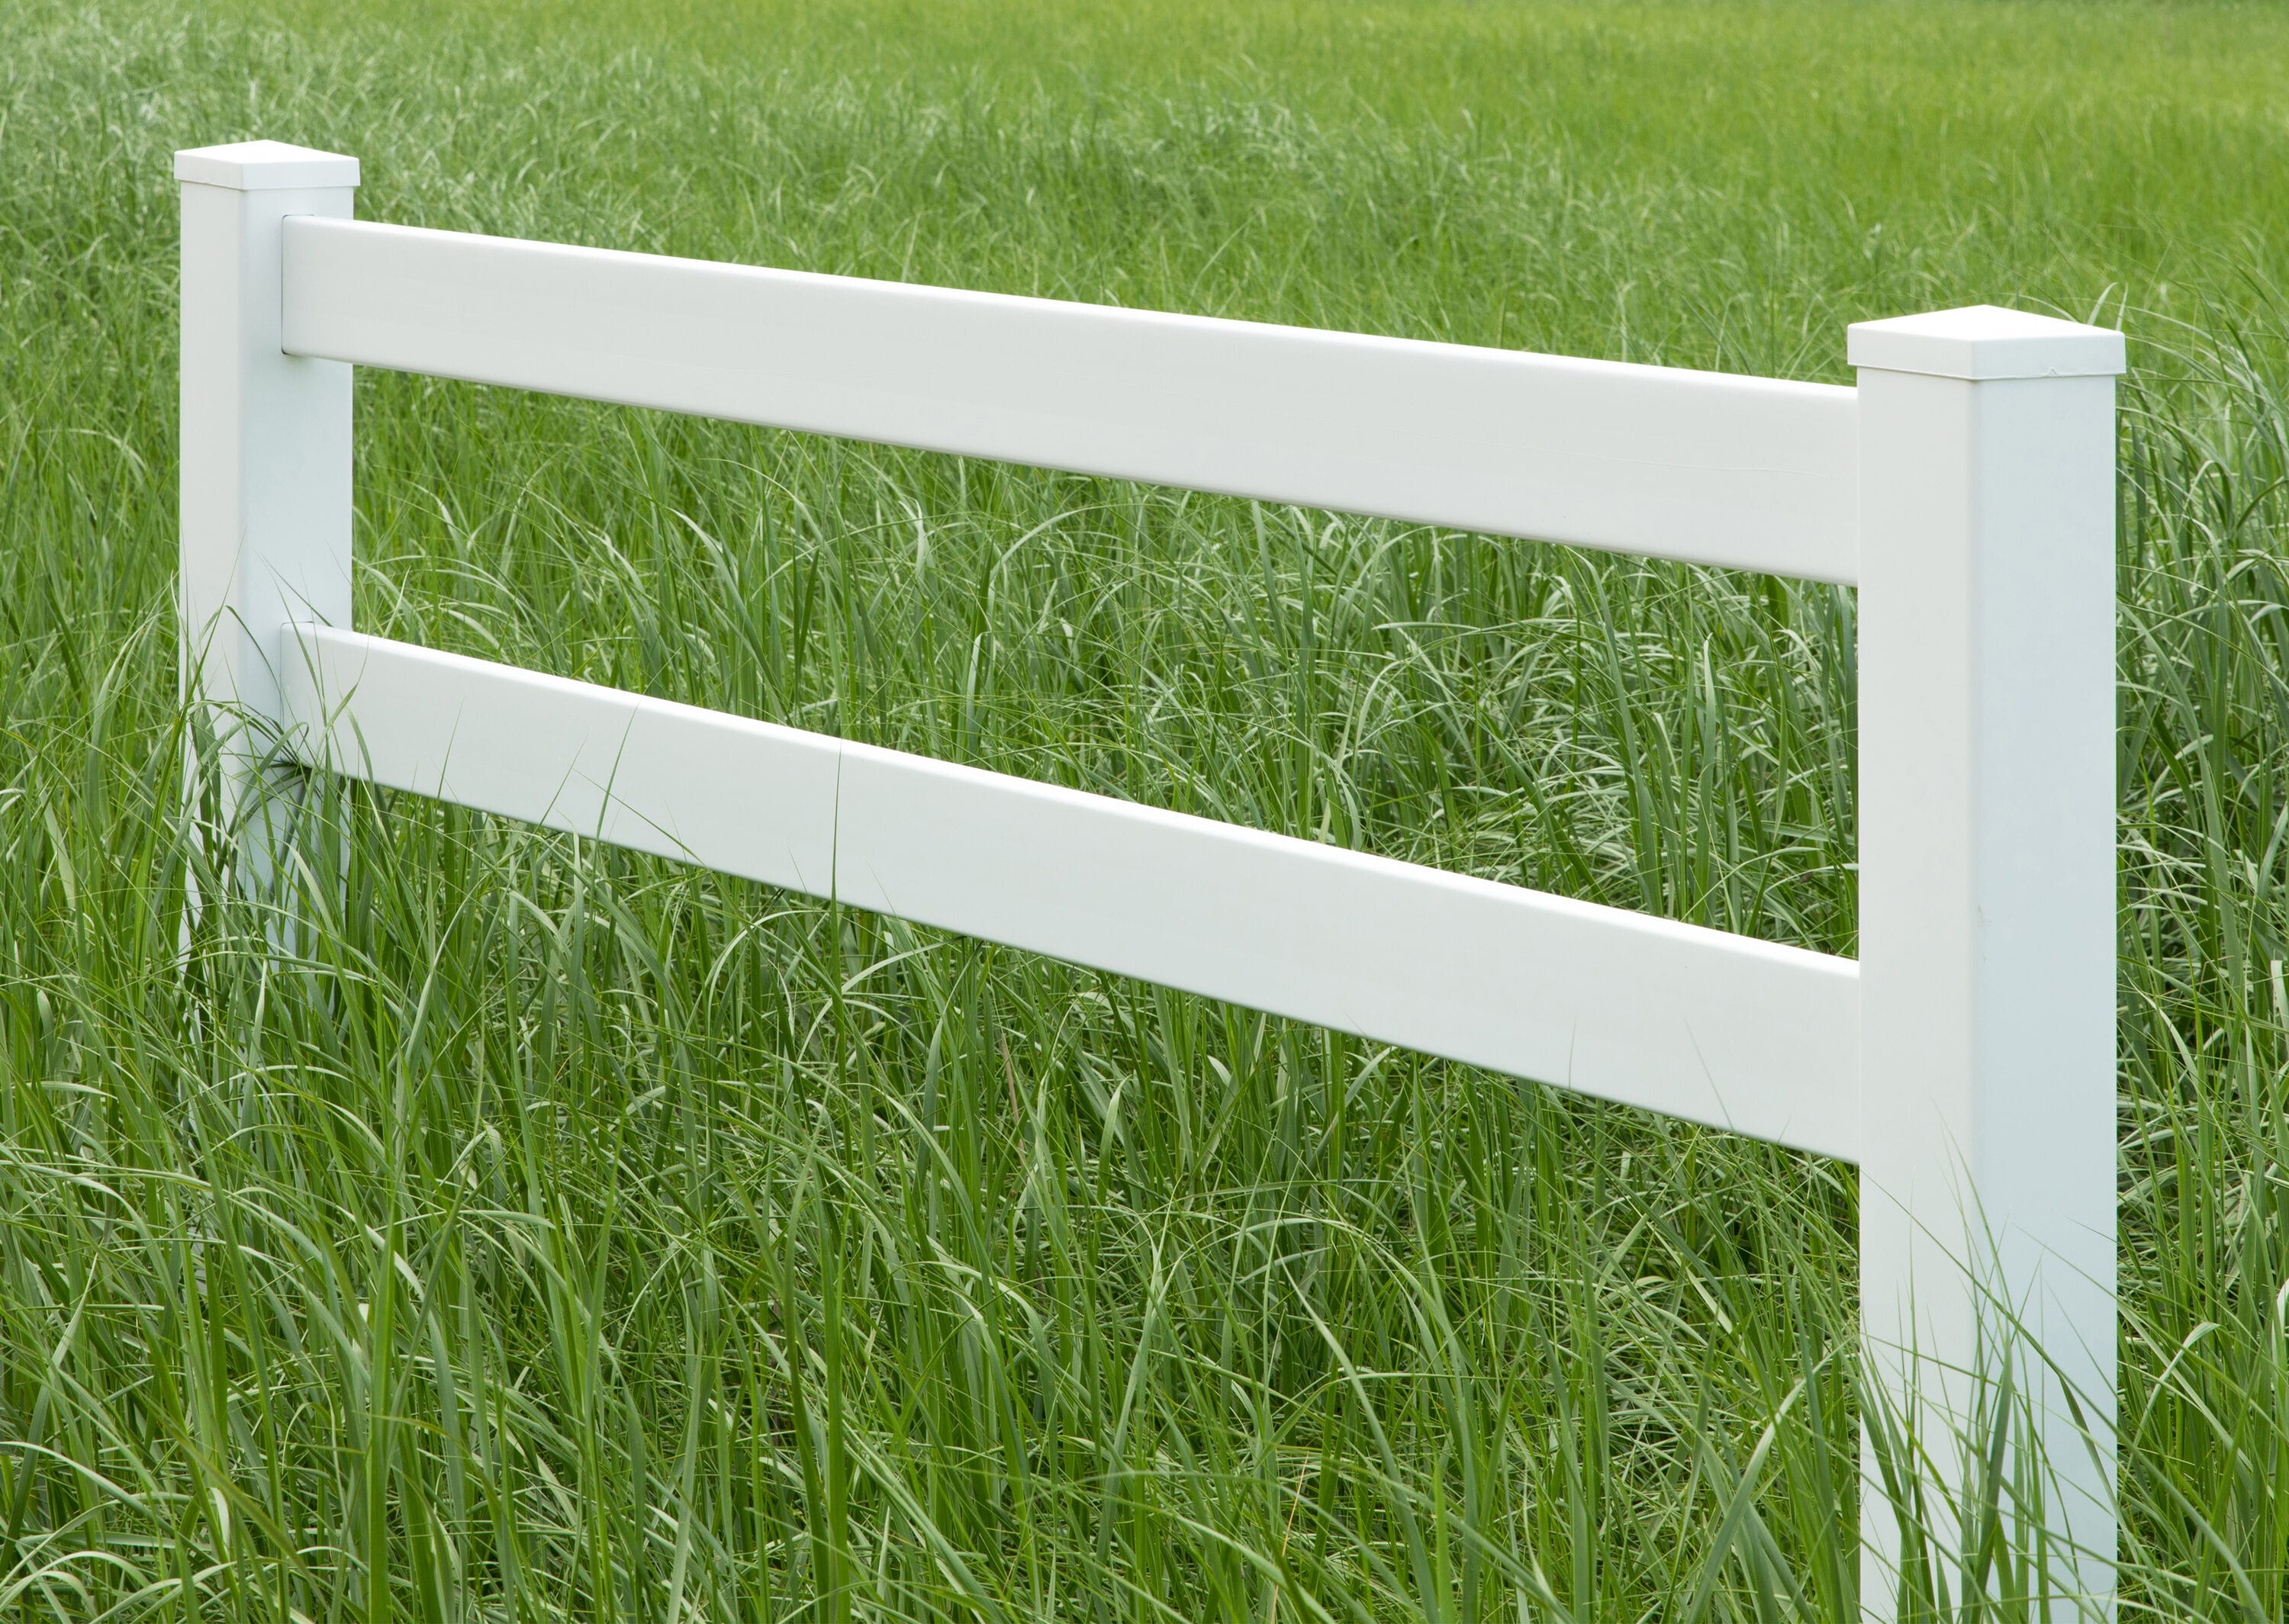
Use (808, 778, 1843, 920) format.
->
(178, 140, 2121, 1618)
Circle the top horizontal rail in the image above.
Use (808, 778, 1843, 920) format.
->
(280, 217, 1862, 583)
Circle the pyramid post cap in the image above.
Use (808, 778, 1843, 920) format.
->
(175, 141, 360, 191)
(1847, 305, 2125, 381)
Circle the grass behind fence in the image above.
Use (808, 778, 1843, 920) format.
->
(4, 0, 2289, 1619)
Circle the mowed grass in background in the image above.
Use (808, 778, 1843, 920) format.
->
(5, 0, 2289, 1619)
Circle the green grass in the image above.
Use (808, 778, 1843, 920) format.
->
(5, 0, 2289, 1619)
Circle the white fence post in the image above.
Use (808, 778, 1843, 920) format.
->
(178, 140, 360, 895)
(1852, 307, 2122, 1619)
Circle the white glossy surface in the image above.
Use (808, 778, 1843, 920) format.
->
(279, 216, 1862, 584)
(179, 143, 359, 882)
(1855, 355, 2119, 1613)
(280, 624, 1864, 1159)
(176, 140, 361, 191)
(1848, 304, 2126, 381)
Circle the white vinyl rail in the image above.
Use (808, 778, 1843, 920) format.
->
(178, 140, 2123, 1618)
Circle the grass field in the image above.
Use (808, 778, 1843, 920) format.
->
(6, 0, 2289, 1619)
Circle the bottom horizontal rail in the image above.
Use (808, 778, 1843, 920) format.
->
(278, 625, 1861, 1160)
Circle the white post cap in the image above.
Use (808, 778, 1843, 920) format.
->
(175, 140, 360, 191)
(1847, 304, 2125, 381)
